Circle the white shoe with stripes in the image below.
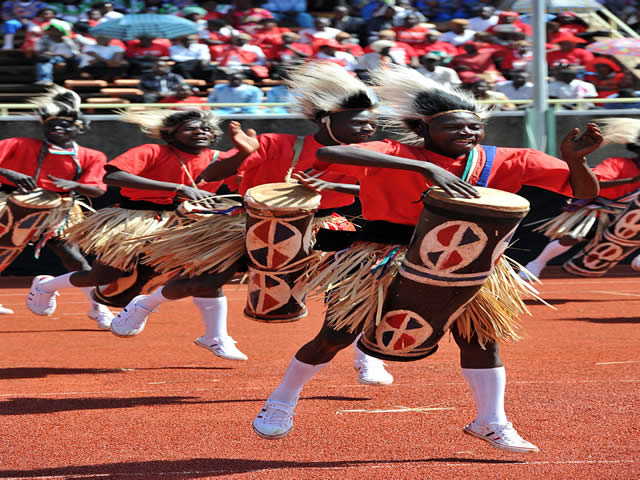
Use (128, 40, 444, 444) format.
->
(463, 420, 539, 454)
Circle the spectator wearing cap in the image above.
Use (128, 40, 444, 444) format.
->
(490, 23, 528, 46)
(169, 33, 215, 82)
(467, 6, 499, 33)
(494, 71, 533, 107)
(79, 34, 126, 82)
(487, 12, 532, 37)
(182, 6, 209, 33)
(158, 83, 209, 110)
(335, 32, 364, 57)
(416, 52, 461, 88)
(139, 57, 185, 103)
(440, 19, 476, 46)
(261, 0, 313, 29)
(546, 32, 594, 68)
(548, 66, 598, 109)
(365, 29, 416, 65)
(270, 31, 312, 63)
(464, 76, 516, 110)
(413, 29, 457, 57)
(355, 39, 400, 76)
(33, 21, 80, 84)
(314, 38, 357, 71)
(299, 17, 341, 46)
(391, 13, 431, 46)
(584, 57, 625, 99)
(207, 71, 264, 114)
(125, 34, 170, 76)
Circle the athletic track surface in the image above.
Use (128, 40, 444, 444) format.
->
(1, 268, 638, 480)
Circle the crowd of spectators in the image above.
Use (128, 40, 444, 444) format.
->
(2, 0, 640, 113)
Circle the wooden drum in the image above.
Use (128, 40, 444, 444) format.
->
(358, 187, 530, 362)
(243, 183, 321, 322)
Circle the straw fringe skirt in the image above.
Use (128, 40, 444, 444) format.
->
(302, 241, 538, 347)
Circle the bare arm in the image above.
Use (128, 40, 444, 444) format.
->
(316, 145, 480, 198)
(291, 171, 360, 196)
(47, 176, 105, 198)
(199, 121, 259, 182)
(103, 168, 212, 202)
(559, 123, 603, 199)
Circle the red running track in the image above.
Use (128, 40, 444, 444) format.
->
(0, 268, 638, 479)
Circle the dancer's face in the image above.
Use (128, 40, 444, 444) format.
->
(43, 117, 80, 147)
(171, 119, 217, 152)
(424, 111, 485, 157)
(327, 110, 377, 144)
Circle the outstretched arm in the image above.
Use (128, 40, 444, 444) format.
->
(47, 176, 105, 198)
(291, 171, 360, 196)
(316, 145, 480, 198)
(199, 121, 259, 182)
(559, 123, 603, 199)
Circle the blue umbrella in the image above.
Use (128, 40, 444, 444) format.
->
(500, 0, 603, 14)
(89, 14, 199, 41)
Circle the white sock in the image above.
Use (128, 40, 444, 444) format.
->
(79, 287, 105, 310)
(352, 333, 367, 362)
(526, 240, 571, 274)
(3, 34, 14, 49)
(38, 272, 74, 292)
(461, 367, 508, 426)
(192, 296, 228, 339)
(138, 287, 171, 311)
(270, 357, 328, 405)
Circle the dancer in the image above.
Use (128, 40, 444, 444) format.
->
(523, 117, 640, 278)
(112, 62, 394, 385)
(27, 109, 259, 357)
(252, 65, 602, 453)
(0, 86, 110, 325)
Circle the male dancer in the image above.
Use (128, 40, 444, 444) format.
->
(0, 86, 111, 327)
(252, 65, 602, 453)
(112, 62, 394, 385)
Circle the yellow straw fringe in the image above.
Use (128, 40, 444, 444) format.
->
(64, 208, 172, 271)
(533, 207, 613, 242)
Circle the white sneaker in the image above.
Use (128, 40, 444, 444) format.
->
(110, 295, 154, 337)
(0, 304, 14, 314)
(631, 254, 640, 272)
(463, 420, 539, 454)
(354, 357, 394, 386)
(88, 303, 114, 330)
(253, 399, 295, 439)
(26, 275, 58, 316)
(194, 336, 248, 361)
(521, 262, 543, 279)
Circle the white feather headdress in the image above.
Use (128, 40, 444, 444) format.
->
(30, 84, 82, 122)
(598, 118, 640, 145)
(119, 109, 222, 139)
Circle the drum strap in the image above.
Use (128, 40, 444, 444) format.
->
(476, 145, 496, 187)
(32, 143, 49, 184)
(284, 136, 306, 182)
(169, 146, 199, 189)
(35, 142, 83, 184)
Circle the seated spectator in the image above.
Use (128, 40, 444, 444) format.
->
(199, 19, 233, 46)
(548, 66, 598, 109)
(417, 0, 467, 23)
(440, 19, 476, 47)
(486, 11, 532, 38)
(226, 0, 273, 35)
(140, 57, 185, 103)
(358, 1, 388, 20)
(603, 88, 640, 109)
(365, 5, 399, 44)
(467, 6, 499, 33)
(264, 77, 294, 113)
(356, 40, 401, 78)
(413, 29, 457, 58)
(299, 17, 341, 45)
(366, 29, 416, 65)
(494, 71, 533, 107)
(584, 57, 625, 99)
(21, 7, 57, 53)
(33, 22, 80, 85)
(269, 31, 312, 63)
(464, 77, 516, 110)
(393, 0, 428, 27)
(552, 12, 589, 37)
(134, 0, 181, 15)
(251, 17, 290, 54)
(86, 8, 103, 26)
(261, 0, 313, 28)
(46, 0, 94, 24)
(331, 5, 365, 45)
(182, 6, 208, 33)
(314, 39, 357, 71)
(490, 24, 528, 47)
(335, 31, 364, 58)
(93, 2, 124, 23)
(207, 72, 264, 114)
(391, 13, 430, 46)
(416, 52, 461, 88)
(214, 32, 266, 65)
(169, 33, 215, 82)
(449, 41, 501, 76)
(125, 34, 170, 76)
(2, 0, 47, 50)
(158, 83, 208, 110)
(79, 34, 126, 81)
(546, 32, 594, 68)
(496, 40, 533, 75)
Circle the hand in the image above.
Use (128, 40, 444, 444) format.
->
(48, 175, 80, 191)
(175, 185, 218, 205)
(422, 164, 480, 199)
(291, 170, 332, 193)
(560, 123, 603, 162)
(2, 171, 37, 192)
(228, 121, 259, 156)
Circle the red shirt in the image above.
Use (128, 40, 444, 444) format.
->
(158, 96, 209, 110)
(210, 45, 258, 64)
(547, 48, 594, 67)
(450, 50, 499, 74)
(316, 140, 578, 225)
(413, 40, 458, 57)
(593, 157, 640, 199)
(232, 133, 357, 209)
(107, 144, 223, 204)
(271, 42, 313, 61)
(0, 137, 107, 192)
(392, 25, 431, 45)
(125, 40, 170, 59)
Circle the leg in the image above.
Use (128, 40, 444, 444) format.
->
(521, 237, 577, 278)
(453, 327, 539, 453)
(352, 333, 394, 386)
(253, 318, 358, 439)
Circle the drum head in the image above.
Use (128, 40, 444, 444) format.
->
(426, 186, 530, 213)
(9, 189, 62, 208)
(245, 183, 321, 213)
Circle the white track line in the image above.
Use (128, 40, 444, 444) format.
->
(596, 360, 640, 365)
(588, 290, 640, 298)
(336, 405, 455, 414)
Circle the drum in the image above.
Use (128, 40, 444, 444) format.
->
(243, 183, 321, 322)
(358, 187, 530, 362)
(91, 262, 169, 308)
(0, 189, 62, 273)
(563, 194, 640, 277)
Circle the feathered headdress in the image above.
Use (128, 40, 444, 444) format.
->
(284, 62, 377, 119)
(598, 118, 640, 145)
(370, 65, 491, 144)
(30, 85, 85, 127)
(119, 109, 222, 139)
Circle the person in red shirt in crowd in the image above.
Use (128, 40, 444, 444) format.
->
(269, 31, 312, 63)
(21, 7, 56, 54)
(486, 11, 532, 37)
(523, 117, 640, 278)
(252, 64, 602, 453)
(335, 31, 364, 58)
(391, 12, 431, 46)
(412, 29, 458, 58)
(584, 56, 626, 99)
(250, 17, 290, 54)
(546, 32, 595, 68)
(364, 29, 416, 65)
(111, 62, 394, 385)
(495, 39, 533, 74)
(158, 83, 208, 110)
(124, 34, 170, 76)
(552, 12, 589, 36)
(226, 0, 274, 34)
(27, 109, 259, 360)
(199, 19, 232, 47)
(449, 41, 501, 77)
(201, 0, 224, 21)
(0, 87, 111, 324)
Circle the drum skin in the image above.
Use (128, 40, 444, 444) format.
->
(243, 183, 320, 323)
(564, 194, 640, 277)
(358, 187, 530, 362)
